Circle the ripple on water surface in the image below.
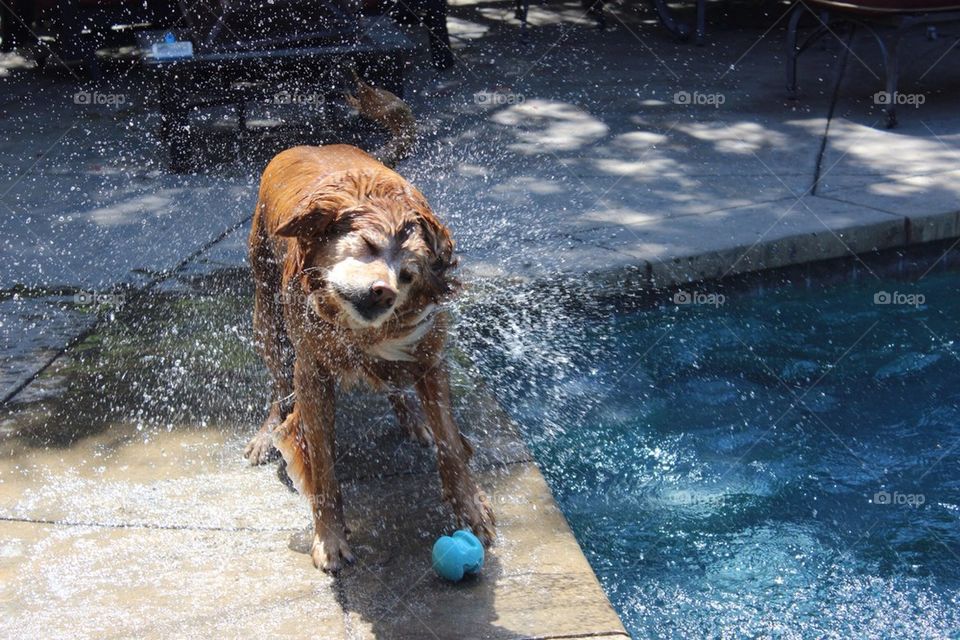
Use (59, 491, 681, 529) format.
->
(478, 271, 960, 637)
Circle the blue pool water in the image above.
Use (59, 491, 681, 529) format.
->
(477, 268, 960, 638)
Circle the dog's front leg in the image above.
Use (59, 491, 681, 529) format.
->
(415, 363, 496, 546)
(388, 389, 433, 446)
(295, 358, 353, 572)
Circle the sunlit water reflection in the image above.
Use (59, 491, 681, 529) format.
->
(466, 268, 960, 638)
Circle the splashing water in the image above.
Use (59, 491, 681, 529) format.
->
(461, 267, 960, 638)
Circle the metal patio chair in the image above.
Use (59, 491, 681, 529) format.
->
(786, 0, 960, 127)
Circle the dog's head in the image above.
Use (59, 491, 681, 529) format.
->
(275, 169, 456, 329)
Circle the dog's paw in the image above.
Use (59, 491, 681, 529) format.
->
(243, 430, 278, 466)
(311, 530, 355, 573)
(450, 483, 497, 547)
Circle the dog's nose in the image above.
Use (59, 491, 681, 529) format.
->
(370, 281, 397, 308)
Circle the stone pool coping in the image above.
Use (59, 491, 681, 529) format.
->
(463, 195, 960, 289)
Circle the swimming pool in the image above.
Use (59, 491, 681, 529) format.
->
(473, 263, 960, 637)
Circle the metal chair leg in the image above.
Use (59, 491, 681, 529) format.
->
(852, 18, 898, 127)
(516, 0, 530, 43)
(786, 8, 835, 99)
(786, 4, 804, 99)
(885, 26, 904, 128)
(236, 100, 247, 131)
(695, 0, 706, 44)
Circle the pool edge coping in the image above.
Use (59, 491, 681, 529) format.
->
(461, 204, 960, 292)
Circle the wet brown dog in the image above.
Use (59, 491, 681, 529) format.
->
(244, 85, 495, 572)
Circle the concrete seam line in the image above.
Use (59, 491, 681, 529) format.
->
(0, 213, 254, 407)
(0, 514, 299, 533)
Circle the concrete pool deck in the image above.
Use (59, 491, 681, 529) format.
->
(0, 0, 959, 636)
(0, 276, 627, 638)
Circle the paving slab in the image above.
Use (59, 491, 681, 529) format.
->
(0, 520, 347, 640)
(0, 390, 530, 530)
(0, 171, 256, 290)
(0, 274, 625, 639)
(819, 187, 960, 246)
(572, 195, 906, 286)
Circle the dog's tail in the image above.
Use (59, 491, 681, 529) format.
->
(345, 71, 416, 168)
(272, 406, 315, 498)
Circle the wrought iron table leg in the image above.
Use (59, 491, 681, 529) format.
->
(786, 4, 804, 99)
(162, 105, 191, 173)
(695, 0, 706, 44)
(884, 25, 903, 128)
(785, 9, 833, 100)
(516, 0, 530, 43)
(851, 17, 897, 127)
(787, 9, 960, 127)
(236, 100, 247, 131)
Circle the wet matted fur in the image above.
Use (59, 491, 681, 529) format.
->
(245, 142, 495, 572)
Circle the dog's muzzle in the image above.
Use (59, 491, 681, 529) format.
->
(336, 280, 397, 322)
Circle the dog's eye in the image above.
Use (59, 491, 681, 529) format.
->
(399, 222, 416, 241)
(399, 269, 414, 284)
(363, 237, 381, 255)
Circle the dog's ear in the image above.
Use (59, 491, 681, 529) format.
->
(409, 189, 457, 286)
(420, 210, 455, 271)
(272, 171, 358, 238)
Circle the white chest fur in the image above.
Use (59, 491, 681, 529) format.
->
(364, 304, 437, 362)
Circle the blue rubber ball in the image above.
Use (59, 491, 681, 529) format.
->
(432, 530, 484, 581)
